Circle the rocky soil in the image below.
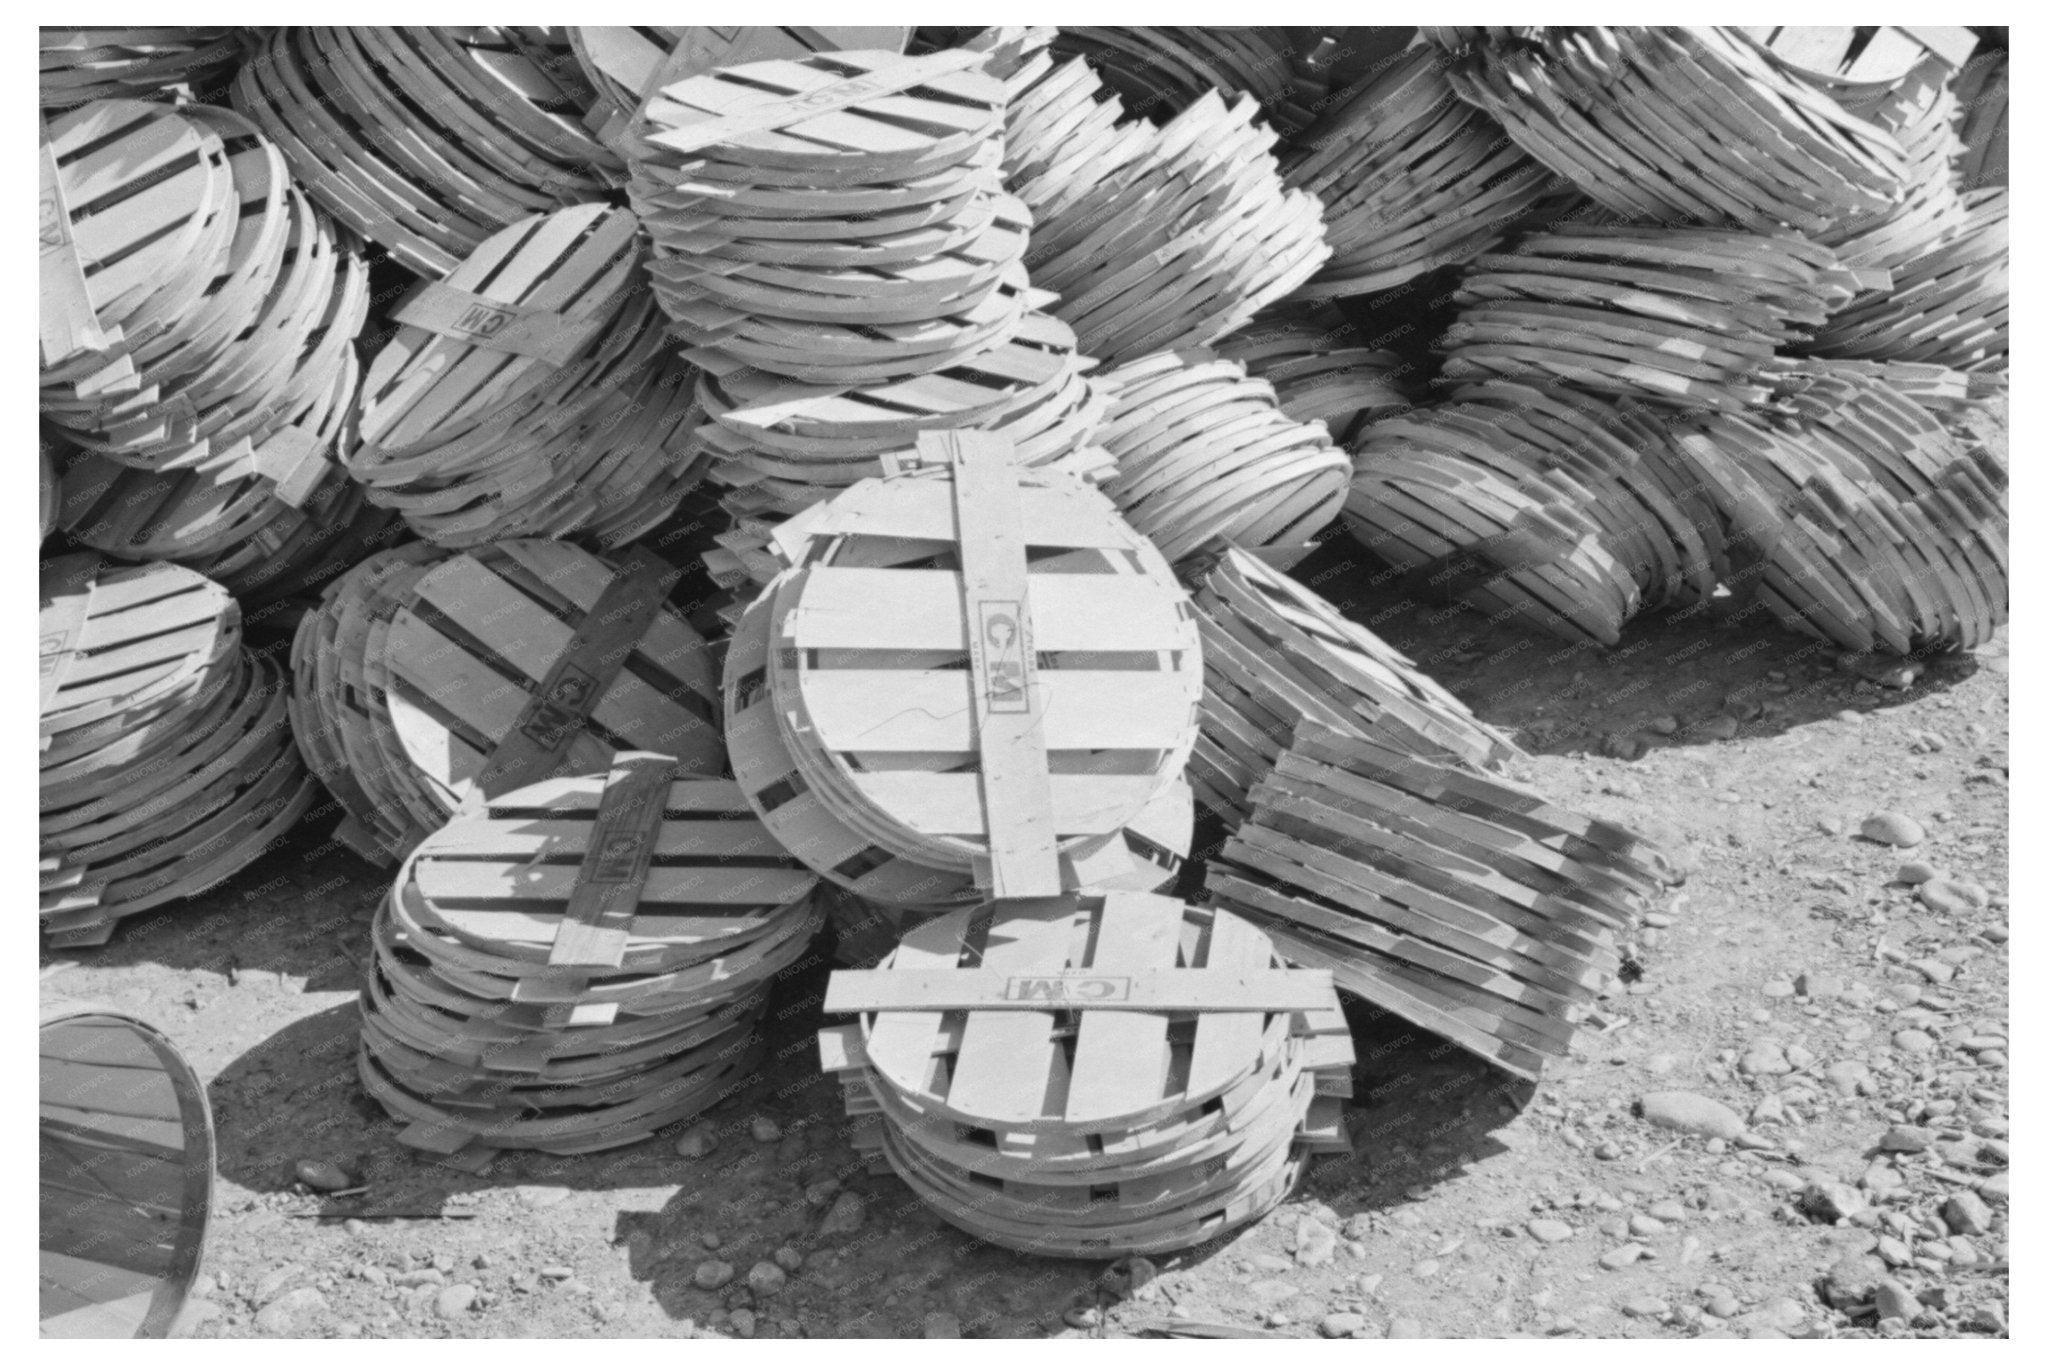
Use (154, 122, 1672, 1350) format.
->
(45, 421, 2010, 1342)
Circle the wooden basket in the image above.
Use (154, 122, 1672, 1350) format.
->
(1189, 549, 1521, 824)
(1211, 720, 1661, 1082)
(1444, 27, 1910, 236)
(1808, 189, 2007, 372)
(1283, 45, 1566, 299)
(231, 27, 616, 279)
(355, 758, 823, 1166)
(1672, 362, 2008, 655)
(724, 435, 1201, 905)
(348, 204, 707, 549)
(626, 49, 1026, 385)
(289, 540, 724, 864)
(40, 555, 312, 947)
(1048, 28, 1298, 124)
(40, 27, 244, 109)
(818, 893, 1351, 1257)
(1094, 350, 1352, 566)
(1442, 223, 1862, 415)
(1953, 51, 2008, 190)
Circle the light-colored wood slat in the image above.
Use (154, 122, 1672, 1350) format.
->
(787, 568, 1191, 651)
(939, 897, 1076, 1123)
(845, 772, 1162, 836)
(799, 669, 1195, 753)
(826, 966, 1330, 1014)
(861, 909, 973, 1095)
(1062, 892, 1180, 1123)
(412, 861, 817, 907)
(1184, 908, 1274, 1102)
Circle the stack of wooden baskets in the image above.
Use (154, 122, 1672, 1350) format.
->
(1189, 549, 1521, 825)
(1441, 27, 1912, 235)
(1441, 224, 1863, 414)
(625, 49, 1027, 386)
(1210, 719, 1663, 1082)
(232, 27, 617, 278)
(1214, 303, 1411, 444)
(1094, 350, 1353, 566)
(724, 433, 1199, 913)
(40, 555, 314, 947)
(1282, 45, 1565, 298)
(346, 204, 706, 549)
(818, 892, 1354, 1256)
(1346, 381, 1730, 646)
(1013, 86, 1330, 364)
(41, 103, 373, 583)
(1809, 189, 2008, 372)
(358, 756, 825, 1167)
(1047, 28, 1298, 123)
(1671, 362, 2008, 655)
(570, 26, 910, 147)
(289, 539, 724, 863)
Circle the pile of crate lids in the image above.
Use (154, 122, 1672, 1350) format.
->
(32, 22, 2011, 1249)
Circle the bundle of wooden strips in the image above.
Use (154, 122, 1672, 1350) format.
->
(1049, 28, 1298, 123)
(1210, 719, 1662, 1081)
(571, 27, 911, 148)
(1346, 381, 1730, 646)
(1283, 46, 1566, 298)
(40, 555, 314, 947)
(995, 49, 1151, 225)
(1021, 92, 1329, 364)
(358, 758, 824, 1167)
(723, 434, 1200, 909)
(289, 540, 723, 865)
(1189, 549, 1520, 825)
(40, 27, 245, 108)
(1952, 51, 2008, 189)
(1738, 26, 1978, 107)
(39, 104, 370, 489)
(1214, 303, 1411, 444)
(1094, 350, 1352, 566)
(1806, 188, 2007, 372)
(231, 27, 617, 278)
(348, 205, 706, 549)
(626, 49, 1028, 386)
(819, 893, 1353, 1256)
(1443, 27, 1911, 236)
(1812, 57, 1970, 275)
(1442, 224, 1862, 414)
(1670, 363, 2008, 656)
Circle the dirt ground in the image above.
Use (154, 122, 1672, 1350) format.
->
(43, 412, 2010, 1341)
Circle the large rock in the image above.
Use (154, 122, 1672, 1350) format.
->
(1943, 1191, 1993, 1236)
(1819, 1253, 1884, 1310)
(1638, 1091, 1744, 1140)
(1801, 1181, 1867, 1223)
(1861, 813, 1925, 847)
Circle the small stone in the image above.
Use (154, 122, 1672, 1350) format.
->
(293, 1158, 352, 1192)
(1919, 878, 1990, 914)
(1412, 1259, 1441, 1279)
(1967, 1305, 2006, 1334)
(1978, 1171, 2010, 1205)
(1063, 1307, 1101, 1330)
(1761, 979, 1796, 999)
(728, 1308, 757, 1339)
(1320, 1312, 1367, 1339)
(1293, 1217, 1338, 1267)
(802, 1178, 841, 1208)
(1628, 1213, 1665, 1238)
(1647, 1200, 1686, 1223)
(1599, 1245, 1647, 1270)
(1622, 1296, 1669, 1319)
(1526, 1218, 1575, 1244)
(1800, 1181, 1866, 1223)
(749, 1115, 782, 1143)
(1861, 813, 1926, 848)
(1645, 715, 1680, 736)
(817, 1191, 866, 1238)
(1880, 1125, 1933, 1154)
(923, 1312, 961, 1339)
(1874, 1280, 1920, 1324)
(1795, 973, 1843, 999)
(539, 1265, 573, 1281)
(515, 1184, 570, 1209)
(1385, 1317, 1425, 1339)
(1877, 1236, 1913, 1267)
(1942, 1191, 1993, 1236)
(1910, 957, 1956, 984)
(1818, 816, 1847, 836)
(395, 1269, 445, 1289)
(773, 1246, 803, 1273)
(1706, 1293, 1741, 1319)
(694, 1261, 734, 1291)
(1638, 1091, 1745, 1140)
(747, 1262, 786, 1298)
(1696, 715, 1740, 741)
(1893, 861, 1938, 886)
(434, 1284, 477, 1320)
(253, 1287, 326, 1335)
(701, 1232, 721, 1251)
(1893, 1029, 1937, 1055)
(674, 1124, 718, 1159)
